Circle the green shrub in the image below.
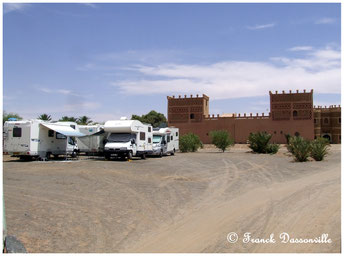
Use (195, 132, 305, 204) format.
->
(179, 133, 203, 152)
(310, 138, 330, 161)
(288, 136, 311, 162)
(210, 130, 234, 152)
(266, 144, 280, 154)
(248, 132, 272, 153)
(285, 133, 291, 144)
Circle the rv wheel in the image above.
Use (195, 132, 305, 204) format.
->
(171, 149, 175, 156)
(128, 151, 133, 160)
(71, 150, 77, 158)
(105, 154, 111, 160)
(141, 154, 146, 160)
(159, 150, 163, 158)
(45, 152, 51, 160)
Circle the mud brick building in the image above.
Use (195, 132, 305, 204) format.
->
(167, 90, 341, 144)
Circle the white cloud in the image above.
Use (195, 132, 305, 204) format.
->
(110, 46, 340, 100)
(288, 46, 313, 52)
(4, 3, 30, 14)
(246, 23, 275, 30)
(315, 17, 336, 24)
(81, 3, 97, 8)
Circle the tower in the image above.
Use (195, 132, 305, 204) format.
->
(167, 94, 209, 124)
(270, 89, 313, 121)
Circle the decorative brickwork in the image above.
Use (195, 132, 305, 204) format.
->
(168, 90, 340, 144)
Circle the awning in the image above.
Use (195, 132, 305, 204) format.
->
(40, 123, 86, 137)
(86, 129, 105, 136)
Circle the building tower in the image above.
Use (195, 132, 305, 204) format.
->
(167, 94, 209, 125)
(270, 89, 313, 122)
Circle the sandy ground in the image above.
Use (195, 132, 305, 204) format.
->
(3, 144, 341, 253)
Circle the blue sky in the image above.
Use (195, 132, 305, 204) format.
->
(3, 3, 341, 122)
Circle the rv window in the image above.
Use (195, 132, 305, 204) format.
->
(56, 132, 67, 139)
(148, 137, 152, 143)
(70, 125, 76, 130)
(13, 127, 22, 137)
(148, 127, 152, 132)
(140, 132, 145, 140)
(153, 135, 161, 143)
(167, 135, 171, 143)
(176, 132, 178, 137)
(68, 137, 75, 145)
(48, 130, 54, 137)
(108, 133, 135, 143)
(171, 136, 173, 140)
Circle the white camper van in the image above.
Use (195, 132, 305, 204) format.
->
(152, 127, 179, 157)
(77, 124, 106, 155)
(103, 118, 153, 160)
(3, 120, 84, 160)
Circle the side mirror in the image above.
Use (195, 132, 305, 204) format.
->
(131, 139, 135, 144)
(103, 139, 108, 144)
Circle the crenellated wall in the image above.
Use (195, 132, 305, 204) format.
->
(167, 90, 328, 144)
(314, 105, 341, 143)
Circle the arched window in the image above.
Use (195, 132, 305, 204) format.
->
(295, 132, 300, 137)
(293, 110, 298, 117)
(190, 113, 195, 119)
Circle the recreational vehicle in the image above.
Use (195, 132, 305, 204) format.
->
(103, 118, 153, 160)
(3, 120, 84, 160)
(77, 124, 106, 155)
(151, 127, 179, 157)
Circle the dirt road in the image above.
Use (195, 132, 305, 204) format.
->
(3, 145, 341, 253)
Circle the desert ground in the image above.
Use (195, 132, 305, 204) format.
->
(3, 144, 341, 253)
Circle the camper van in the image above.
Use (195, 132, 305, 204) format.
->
(3, 120, 84, 160)
(152, 127, 179, 157)
(103, 118, 153, 160)
(77, 124, 106, 155)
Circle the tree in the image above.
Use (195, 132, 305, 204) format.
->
(3, 111, 22, 124)
(248, 131, 279, 154)
(131, 110, 167, 128)
(210, 130, 234, 152)
(37, 114, 52, 121)
(179, 133, 203, 152)
(77, 116, 92, 125)
(288, 136, 311, 162)
(59, 116, 77, 122)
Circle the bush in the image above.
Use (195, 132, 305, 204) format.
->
(248, 132, 273, 153)
(288, 136, 311, 162)
(266, 144, 280, 154)
(210, 130, 234, 152)
(310, 138, 330, 161)
(179, 133, 203, 152)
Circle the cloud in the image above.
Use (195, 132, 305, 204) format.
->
(110, 46, 340, 100)
(37, 87, 86, 97)
(246, 23, 275, 30)
(315, 17, 336, 24)
(4, 3, 30, 14)
(81, 3, 98, 9)
(288, 46, 313, 52)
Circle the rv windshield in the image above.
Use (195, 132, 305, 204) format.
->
(153, 135, 162, 143)
(108, 133, 135, 143)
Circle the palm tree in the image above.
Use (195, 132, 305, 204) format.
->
(37, 113, 52, 121)
(77, 116, 93, 125)
(59, 116, 77, 122)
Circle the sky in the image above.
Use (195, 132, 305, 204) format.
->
(3, 3, 341, 122)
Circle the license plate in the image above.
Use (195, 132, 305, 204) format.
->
(13, 152, 20, 155)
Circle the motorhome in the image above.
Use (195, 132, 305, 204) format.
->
(151, 127, 179, 157)
(77, 124, 106, 155)
(3, 120, 84, 160)
(103, 117, 153, 160)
